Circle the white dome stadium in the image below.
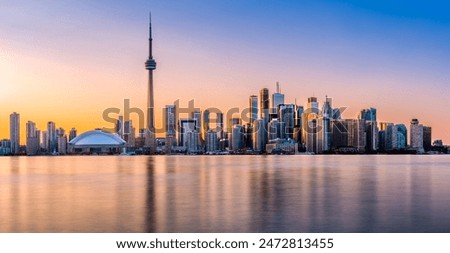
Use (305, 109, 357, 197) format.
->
(69, 129, 126, 147)
(68, 130, 126, 154)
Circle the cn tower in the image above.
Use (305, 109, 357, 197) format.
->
(145, 13, 157, 152)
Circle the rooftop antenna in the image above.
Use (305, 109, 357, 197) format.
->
(276, 81, 280, 93)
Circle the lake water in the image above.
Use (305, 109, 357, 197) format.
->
(1, 155, 449, 232)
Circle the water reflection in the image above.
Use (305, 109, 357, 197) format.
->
(1, 155, 450, 232)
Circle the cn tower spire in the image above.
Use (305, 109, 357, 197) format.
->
(145, 12, 157, 152)
(148, 12, 153, 58)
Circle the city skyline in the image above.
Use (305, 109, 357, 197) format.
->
(1, 1, 449, 144)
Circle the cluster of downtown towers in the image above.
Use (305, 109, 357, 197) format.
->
(158, 83, 433, 155)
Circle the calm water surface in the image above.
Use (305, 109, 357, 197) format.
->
(1, 155, 449, 232)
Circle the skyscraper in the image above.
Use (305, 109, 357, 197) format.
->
(115, 115, 124, 138)
(396, 124, 407, 149)
(294, 105, 304, 147)
(271, 82, 284, 114)
(359, 108, 377, 122)
(216, 112, 224, 140)
(305, 114, 321, 153)
(423, 126, 432, 152)
(249, 95, 258, 124)
(359, 108, 378, 152)
(231, 125, 245, 152)
(331, 119, 365, 152)
(47, 121, 57, 154)
(57, 128, 67, 155)
(9, 112, 20, 155)
(410, 119, 424, 153)
(192, 110, 203, 145)
(268, 118, 285, 140)
(41, 131, 48, 151)
(302, 97, 319, 150)
(26, 120, 40, 155)
(205, 130, 219, 152)
(145, 13, 157, 152)
(253, 119, 266, 152)
(164, 105, 176, 151)
(321, 97, 333, 151)
(202, 109, 210, 140)
(259, 88, 269, 119)
(278, 104, 295, 139)
(69, 128, 77, 142)
(192, 111, 202, 134)
(379, 122, 396, 151)
(123, 120, 136, 147)
(178, 119, 197, 147)
(307, 97, 319, 113)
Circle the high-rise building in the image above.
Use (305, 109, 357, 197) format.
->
(410, 119, 424, 153)
(359, 108, 377, 122)
(135, 129, 146, 148)
(115, 116, 124, 138)
(271, 82, 285, 114)
(253, 119, 266, 152)
(294, 105, 304, 146)
(205, 130, 219, 152)
(185, 130, 200, 153)
(0, 139, 11, 155)
(191, 111, 202, 145)
(26, 121, 40, 155)
(331, 119, 365, 152)
(307, 97, 319, 113)
(123, 120, 136, 147)
(331, 119, 350, 149)
(9, 112, 20, 155)
(305, 114, 321, 153)
(302, 97, 320, 152)
(379, 122, 396, 151)
(244, 123, 253, 148)
(249, 95, 258, 124)
(359, 108, 378, 152)
(304, 111, 330, 153)
(365, 121, 378, 152)
(278, 104, 295, 140)
(69, 128, 77, 141)
(41, 131, 48, 151)
(349, 119, 366, 152)
(268, 118, 285, 141)
(202, 109, 210, 140)
(396, 124, 407, 149)
(57, 134, 67, 155)
(56, 127, 66, 154)
(321, 97, 333, 151)
(191, 111, 201, 132)
(164, 105, 176, 151)
(231, 125, 245, 152)
(178, 119, 197, 147)
(145, 13, 157, 152)
(423, 126, 432, 152)
(216, 112, 224, 140)
(47, 121, 57, 154)
(259, 88, 269, 119)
